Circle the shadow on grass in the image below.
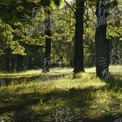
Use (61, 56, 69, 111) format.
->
(0, 82, 121, 122)
(104, 74, 122, 91)
(0, 72, 122, 122)
(0, 72, 71, 86)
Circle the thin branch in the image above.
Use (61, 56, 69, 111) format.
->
(64, 0, 75, 13)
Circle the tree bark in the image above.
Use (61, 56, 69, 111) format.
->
(5, 49, 11, 72)
(74, 0, 85, 73)
(42, 10, 51, 72)
(11, 54, 16, 72)
(16, 54, 24, 71)
(95, 0, 110, 78)
(28, 55, 32, 69)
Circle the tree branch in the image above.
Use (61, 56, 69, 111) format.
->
(64, 0, 75, 13)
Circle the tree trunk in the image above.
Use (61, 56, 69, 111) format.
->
(5, 48, 11, 72)
(11, 54, 16, 72)
(42, 10, 51, 73)
(74, 0, 85, 73)
(16, 55, 24, 71)
(95, 0, 110, 78)
(28, 55, 32, 69)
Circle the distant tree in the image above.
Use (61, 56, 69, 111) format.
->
(51, 8, 75, 67)
(41, 0, 62, 72)
(42, 8, 52, 72)
(0, 0, 37, 72)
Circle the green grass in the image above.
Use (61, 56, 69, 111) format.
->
(0, 66, 122, 122)
(0, 67, 72, 78)
(0, 67, 72, 85)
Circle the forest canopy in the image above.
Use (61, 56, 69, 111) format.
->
(0, 0, 122, 78)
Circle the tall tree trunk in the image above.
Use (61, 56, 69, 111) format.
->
(11, 54, 16, 72)
(74, 0, 85, 73)
(5, 49, 11, 72)
(28, 55, 32, 69)
(42, 10, 51, 73)
(95, 0, 110, 78)
(16, 55, 24, 71)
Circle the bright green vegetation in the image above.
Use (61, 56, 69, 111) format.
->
(0, 0, 122, 73)
(0, 66, 122, 122)
(0, 0, 122, 121)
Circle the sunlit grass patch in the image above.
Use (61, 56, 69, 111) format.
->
(0, 66, 122, 121)
(0, 68, 72, 85)
(109, 65, 122, 74)
(0, 67, 72, 77)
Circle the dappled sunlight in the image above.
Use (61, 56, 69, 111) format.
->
(85, 67, 96, 73)
(0, 0, 122, 120)
(109, 65, 122, 73)
(0, 67, 122, 121)
(48, 78, 106, 92)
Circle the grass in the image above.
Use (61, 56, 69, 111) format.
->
(0, 65, 122, 122)
(0, 67, 72, 85)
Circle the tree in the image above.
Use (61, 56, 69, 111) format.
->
(73, 0, 85, 73)
(42, 8, 52, 72)
(51, 7, 75, 67)
(0, 1, 29, 72)
(95, 0, 111, 78)
(107, 1, 121, 65)
(40, 0, 62, 72)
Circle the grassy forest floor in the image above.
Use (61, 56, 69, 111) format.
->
(0, 65, 122, 122)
